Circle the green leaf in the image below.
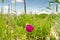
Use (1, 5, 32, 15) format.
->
(56, 3, 58, 12)
(47, 7, 51, 10)
(2, 0, 4, 4)
(54, 0, 58, 2)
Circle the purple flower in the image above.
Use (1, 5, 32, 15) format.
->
(26, 23, 34, 32)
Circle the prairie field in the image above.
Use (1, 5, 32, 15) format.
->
(0, 13, 60, 40)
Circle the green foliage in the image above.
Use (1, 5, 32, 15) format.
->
(2, 0, 4, 4)
(0, 13, 60, 40)
(54, 0, 58, 2)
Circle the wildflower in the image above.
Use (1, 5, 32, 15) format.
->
(26, 23, 34, 32)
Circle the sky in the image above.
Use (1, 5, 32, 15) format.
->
(0, 0, 60, 14)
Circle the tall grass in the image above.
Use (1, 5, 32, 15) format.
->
(0, 13, 60, 40)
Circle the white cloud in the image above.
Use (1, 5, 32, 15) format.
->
(12, 0, 15, 4)
(12, 0, 23, 3)
(12, 10, 22, 15)
(32, 9, 40, 14)
(17, 10, 23, 15)
(40, 11, 48, 13)
(16, 0, 23, 2)
(58, 4, 60, 7)
(4, 6, 8, 13)
(58, 0, 60, 2)
(27, 9, 51, 14)
(4, 6, 8, 10)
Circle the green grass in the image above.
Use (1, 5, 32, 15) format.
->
(0, 13, 60, 40)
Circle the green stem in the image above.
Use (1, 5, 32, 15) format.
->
(56, 3, 58, 13)
(8, 4, 10, 14)
(24, 0, 26, 15)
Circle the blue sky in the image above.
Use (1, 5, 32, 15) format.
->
(0, 0, 60, 14)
